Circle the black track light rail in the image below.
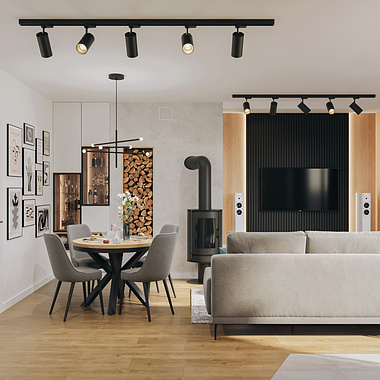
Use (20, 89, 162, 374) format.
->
(19, 18, 275, 28)
(233, 94, 376, 100)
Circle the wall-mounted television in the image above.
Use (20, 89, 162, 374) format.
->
(261, 168, 339, 211)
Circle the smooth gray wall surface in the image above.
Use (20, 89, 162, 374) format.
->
(109, 102, 223, 278)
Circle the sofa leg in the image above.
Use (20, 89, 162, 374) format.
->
(214, 324, 218, 340)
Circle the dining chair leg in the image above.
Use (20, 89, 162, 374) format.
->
(162, 279, 174, 315)
(119, 281, 125, 315)
(82, 282, 87, 307)
(92, 280, 95, 291)
(155, 281, 160, 293)
(168, 273, 176, 298)
(143, 282, 151, 322)
(63, 282, 75, 322)
(98, 280, 104, 315)
(87, 281, 91, 297)
(49, 280, 62, 315)
(128, 288, 132, 298)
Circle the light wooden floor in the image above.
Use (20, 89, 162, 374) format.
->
(1, 280, 380, 379)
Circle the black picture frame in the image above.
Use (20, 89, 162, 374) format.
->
(35, 138, 43, 164)
(7, 187, 23, 240)
(23, 198, 36, 227)
(35, 170, 43, 196)
(43, 161, 50, 186)
(23, 147, 35, 196)
(7, 124, 22, 177)
(43, 130, 50, 156)
(24, 123, 35, 146)
(35, 204, 50, 237)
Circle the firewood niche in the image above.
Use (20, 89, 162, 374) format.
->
(123, 147, 153, 236)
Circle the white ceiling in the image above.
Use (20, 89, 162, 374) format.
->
(1, 0, 380, 112)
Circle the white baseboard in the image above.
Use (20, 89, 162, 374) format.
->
(2, 274, 54, 312)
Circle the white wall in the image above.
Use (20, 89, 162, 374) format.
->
(0, 68, 53, 312)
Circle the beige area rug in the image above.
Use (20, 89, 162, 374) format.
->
(190, 289, 212, 324)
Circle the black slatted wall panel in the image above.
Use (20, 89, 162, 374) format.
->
(246, 113, 348, 232)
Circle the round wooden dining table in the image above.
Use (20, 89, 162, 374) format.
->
(73, 237, 153, 315)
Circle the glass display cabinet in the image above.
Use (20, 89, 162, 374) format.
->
(53, 173, 81, 232)
(81, 147, 110, 206)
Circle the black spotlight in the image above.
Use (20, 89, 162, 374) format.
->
(181, 28, 194, 54)
(76, 27, 95, 54)
(326, 99, 335, 115)
(269, 99, 278, 116)
(349, 99, 363, 115)
(36, 27, 52, 58)
(243, 100, 251, 114)
(125, 28, 138, 58)
(231, 27, 244, 58)
(298, 99, 311, 114)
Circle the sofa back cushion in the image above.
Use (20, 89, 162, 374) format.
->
(226, 231, 306, 254)
(306, 231, 380, 253)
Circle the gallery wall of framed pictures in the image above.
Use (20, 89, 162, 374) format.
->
(6, 123, 52, 240)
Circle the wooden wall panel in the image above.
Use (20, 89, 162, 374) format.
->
(223, 113, 245, 244)
(349, 113, 376, 231)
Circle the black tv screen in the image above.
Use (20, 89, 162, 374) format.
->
(261, 168, 339, 211)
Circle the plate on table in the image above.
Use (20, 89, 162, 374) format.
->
(130, 235, 150, 239)
(83, 238, 103, 243)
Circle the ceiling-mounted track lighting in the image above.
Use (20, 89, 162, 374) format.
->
(76, 26, 95, 54)
(298, 99, 311, 114)
(181, 27, 194, 55)
(231, 27, 244, 58)
(269, 98, 278, 116)
(349, 99, 363, 115)
(20, 18, 275, 58)
(36, 26, 52, 58)
(232, 94, 376, 115)
(243, 100, 251, 114)
(125, 27, 138, 58)
(326, 99, 335, 115)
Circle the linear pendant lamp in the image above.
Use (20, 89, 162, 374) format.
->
(82, 73, 143, 169)
(19, 18, 275, 59)
(232, 94, 376, 115)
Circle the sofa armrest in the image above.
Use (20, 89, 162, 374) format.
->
(203, 267, 212, 314)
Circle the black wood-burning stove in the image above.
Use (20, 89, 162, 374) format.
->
(184, 156, 222, 283)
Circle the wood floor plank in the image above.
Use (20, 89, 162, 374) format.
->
(1, 279, 380, 379)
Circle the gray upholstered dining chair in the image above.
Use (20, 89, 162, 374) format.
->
(119, 231, 178, 321)
(44, 233, 104, 322)
(133, 224, 179, 297)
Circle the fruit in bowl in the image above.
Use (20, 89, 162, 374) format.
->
(103, 240, 109, 244)
(90, 235, 97, 241)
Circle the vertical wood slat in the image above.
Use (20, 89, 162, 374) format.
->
(246, 113, 349, 232)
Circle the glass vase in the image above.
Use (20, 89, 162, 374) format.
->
(123, 222, 130, 240)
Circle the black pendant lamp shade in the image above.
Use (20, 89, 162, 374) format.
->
(76, 28, 95, 54)
(298, 99, 311, 114)
(36, 28, 52, 58)
(125, 30, 138, 58)
(326, 99, 335, 115)
(182, 29, 194, 54)
(350, 99, 363, 115)
(231, 29, 244, 58)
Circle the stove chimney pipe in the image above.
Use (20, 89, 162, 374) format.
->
(184, 156, 211, 210)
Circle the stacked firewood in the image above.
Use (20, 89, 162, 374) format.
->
(123, 148, 153, 236)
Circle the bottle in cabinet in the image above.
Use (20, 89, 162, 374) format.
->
(88, 189, 93, 204)
(93, 188, 98, 204)
(105, 190, 109, 202)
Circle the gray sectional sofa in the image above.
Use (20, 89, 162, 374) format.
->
(203, 231, 380, 338)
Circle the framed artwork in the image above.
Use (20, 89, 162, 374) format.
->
(7, 188, 23, 240)
(35, 138, 43, 164)
(43, 161, 50, 186)
(24, 123, 35, 146)
(36, 204, 50, 237)
(23, 199, 36, 227)
(35, 170, 43, 196)
(7, 124, 22, 177)
(23, 148, 35, 195)
(43, 130, 50, 156)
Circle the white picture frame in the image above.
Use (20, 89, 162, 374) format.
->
(7, 124, 22, 177)
(23, 199, 36, 227)
(35, 170, 43, 196)
(23, 147, 35, 195)
(7, 188, 23, 240)
(35, 138, 43, 164)
(43, 161, 50, 186)
(24, 123, 35, 146)
(43, 130, 50, 156)
(36, 204, 50, 237)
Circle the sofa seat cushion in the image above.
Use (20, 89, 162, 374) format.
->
(203, 267, 212, 314)
(226, 231, 306, 254)
(306, 231, 380, 253)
